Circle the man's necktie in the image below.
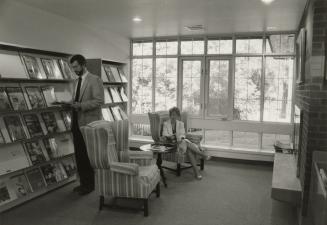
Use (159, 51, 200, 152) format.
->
(74, 77, 82, 102)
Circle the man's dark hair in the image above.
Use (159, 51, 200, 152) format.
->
(70, 54, 86, 66)
(169, 107, 181, 117)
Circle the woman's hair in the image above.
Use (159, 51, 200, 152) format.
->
(169, 107, 181, 117)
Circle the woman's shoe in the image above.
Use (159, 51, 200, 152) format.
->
(196, 174, 202, 180)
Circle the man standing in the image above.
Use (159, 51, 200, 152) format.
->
(70, 54, 104, 195)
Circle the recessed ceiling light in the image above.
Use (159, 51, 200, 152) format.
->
(133, 17, 142, 22)
(261, 0, 274, 4)
(184, 25, 204, 31)
(267, 26, 277, 30)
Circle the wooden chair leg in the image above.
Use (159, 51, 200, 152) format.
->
(200, 158, 204, 170)
(143, 199, 149, 217)
(99, 195, 104, 211)
(156, 182, 160, 197)
(177, 163, 181, 176)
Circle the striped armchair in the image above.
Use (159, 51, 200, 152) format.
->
(81, 120, 160, 216)
(148, 111, 204, 176)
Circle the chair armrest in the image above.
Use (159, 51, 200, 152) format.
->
(128, 150, 154, 159)
(109, 162, 139, 175)
(186, 133, 203, 144)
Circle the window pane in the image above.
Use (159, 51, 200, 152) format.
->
(132, 42, 153, 56)
(208, 60, 229, 116)
(132, 58, 152, 114)
(234, 57, 262, 121)
(156, 41, 178, 55)
(236, 37, 263, 54)
(205, 130, 231, 146)
(266, 34, 295, 54)
(264, 57, 294, 122)
(207, 39, 233, 54)
(131, 123, 151, 136)
(155, 58, 178, 111)
(262, 134, 290, 150)
(182, 60, 202, 115)
(233, 131, 258, 148)
(181, 40, 204, 55)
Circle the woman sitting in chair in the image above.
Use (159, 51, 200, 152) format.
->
(161, 107, 211, 180)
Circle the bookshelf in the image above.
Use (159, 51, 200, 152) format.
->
(0, 44, 77, 212)
(86, 58, 128, 121)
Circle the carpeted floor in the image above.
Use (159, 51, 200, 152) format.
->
(0, 160, 297, 225)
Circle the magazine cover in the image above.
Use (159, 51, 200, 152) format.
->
(41, 86, 57, 107)
(109, 87, 122, 102)
(26, 168, 46, 191)
(119, 87, 128, 102)
(111, 106, 122, 120)
(24, 140, 47, 165)
(53, 162, 68, 182)
(0, 180, 17, 206)
(61, 157, 76, 177)
(3, 115, 27, 141)
(102, 108, 114, 121)
(22, 114, 44, 137)
(103, 64, 116, 82)
(118, 67, 128, 82)
(0, 87, 12, 111)
(22, 55, 45, 79)
(41, 112, 59, 134)
(104, 88, 113, 103)
(118, 106, 128, 120)
(43, 138, 58, 160)
(41, 58, 56, 79)
(25, 86, 46, 109)
(61, 111, 72, 130)
(58, 59, 75, 79)
(110, 66, 122, 82)
(0, 144, 30, 176)
(6, 87, 28, 111)
(9, 174, 32, 198)
(41, 164, 57, 185)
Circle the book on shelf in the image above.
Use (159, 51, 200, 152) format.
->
(110, 66, 122, 82)
(117, 106, 128, 120)
(9, 173, 32, 198)
(6, 87, 28, 111)
(102, 108, 114, 121)
(43, 138, 59, 160)
(0, 87, 13, 111)
(0, 179, 17, 206)
(23, 140, 47, 166)
(58, 59, 75, 80)
(41, 164, 58, 185)
(104, 88, 113, 104)
(103, 64, 116, 82)
(41, 112, 59, 134)
(53, 162, 68, 182)
(25, 86, 47, 109)
(41, 86, 57, 107)
(109, 87, 122, 103)
(41, 58, 63, 80)
(22, 55, 46, 79)
(22, 114, 44, 138)
(0, 143, 30, 176)
(110, 106, 122, 120)
(119, 87, 128, 102)
(3, 115, 28, 141)
(61, 157, 76, 177)
(118, 67, 128, 83)
(61, 111, 72, 130)
(26, 168, 46, 192)
(100, 65, 109, 82)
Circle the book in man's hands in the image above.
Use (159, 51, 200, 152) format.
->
(25, 86, 47, 109)
(24, 140, 47, 165)
(0, 87, 12, 111)
(22, 114, 44, 137)
(3, 115, 27, 141)
(6, 87, 28, 111)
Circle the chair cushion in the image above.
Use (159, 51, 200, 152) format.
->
(139, 164, 159, 185)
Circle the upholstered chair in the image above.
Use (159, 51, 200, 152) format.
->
(81, 120, 160, 216)
(148, 111, 204, 176)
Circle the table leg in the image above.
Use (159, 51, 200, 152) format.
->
(157, 153, 167, 187)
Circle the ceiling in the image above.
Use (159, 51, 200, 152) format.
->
(16, 0, 307, 38)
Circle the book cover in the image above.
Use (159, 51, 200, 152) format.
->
(26, 168, 46, 191)
(103, 64, 116, 82)
(58, 59, 75, 80)
(61, 111, 72, 130)
(104, 88, 113, 104)
(9, 174, 32, 198)
(102, 108, 114, 121)
(53, 162, 68, 182)
(6, 87, 28, 111)
(25, 86, 47, 109)
(119, 87, 128, 102)
(61, 157, 76, 177)
(41, 164, 57, 185)
(0, 87, 12, 111)
(24, 140, 47, 165)
(0, 179, 17, 206)
(41, 112, 59, 134)
(43, 138, 58, 160)
(118, 67, 128, 82)
(41, 58, 63, 80)
(109, 87, 122, 103)
(23, 114, 44, 138)
(110, 66, 122, 82)
(3, 115, 27, 141)
(111, 106, 122, 120)
(22, 55, 45, 79)
(41, 86, 57, 107)
(118, 106, 128, 120)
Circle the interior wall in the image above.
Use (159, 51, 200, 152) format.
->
(0, 0, 129, 62)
